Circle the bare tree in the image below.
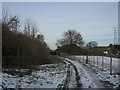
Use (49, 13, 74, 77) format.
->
(24, 18, 31, 36)
(8, 16, 20, 33)
(31, 23, 38, 39)
(2, 8, 9, 24)
(86, 41, 98, 49)
(2, 8, 21, 33)
(24, 18, 38, 38)
(56, 29, 84, 47)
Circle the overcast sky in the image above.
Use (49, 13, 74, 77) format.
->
(3, 2, 118, 50)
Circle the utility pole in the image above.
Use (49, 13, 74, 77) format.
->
(118, 1, 120, 44)
(118, 26, 120, 44)
(114, 27, 117, 45)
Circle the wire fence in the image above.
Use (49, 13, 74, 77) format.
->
(70, 55, 119, 75)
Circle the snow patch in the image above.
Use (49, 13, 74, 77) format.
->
(2, 63, 68, 88)
(63, 58, 97, 88)
(69, 55, 120, 88)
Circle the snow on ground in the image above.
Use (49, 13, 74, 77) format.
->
(75, 56, 119, 74)
(62, 57, 98, 88)
(69, 56, 120, 88)
(2, 56, 120, 89)
(59, 60, 76, 88)
(2, 62, 68, 88)
(68, 64, 76, 88)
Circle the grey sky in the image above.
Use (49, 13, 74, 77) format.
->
(3, 2, 118, 50)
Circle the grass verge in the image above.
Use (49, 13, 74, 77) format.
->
(48, 56, 64, 64)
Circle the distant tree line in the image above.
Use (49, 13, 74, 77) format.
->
(55, 30, 85, 55)
(2, 9, 50, 68)
(55, 30, 104, 56)
(109, 44, 120, 56)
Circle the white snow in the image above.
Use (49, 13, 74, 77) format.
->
(2, 62, 68, 88)
(74, 56, 119, 74)
(68, 55, 120, 88)
(2, 56, 120, 89)
(68, 64, 76, 88)
(62, 57, 98, 88)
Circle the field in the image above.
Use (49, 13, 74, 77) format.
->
(2, 62, 68, 88)
(73, 55, 119, 74)
(1, 56, 120, 88)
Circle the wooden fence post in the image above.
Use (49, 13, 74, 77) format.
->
(110, 57, 112, 75)
(90, 56, 91, 65)
(88, 55, 90, 64)
(89, 56, 90, 65)
(86, 55, 88, 64)
(97, 56, 99, 68)
(94, 56, 95, 67)
(91, 56, 93, 66)
(102, 56, 104, 71)
(92, 56, 93, 66)
(90, 57, 92, 65)
(83, 56, 84, 63)
(80, 55, 81, 62)
(92, 56, 94, 66)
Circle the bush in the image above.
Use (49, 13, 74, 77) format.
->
(2, 23, 50, 68)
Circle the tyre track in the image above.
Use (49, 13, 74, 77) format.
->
(62, 58, 82, 88)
